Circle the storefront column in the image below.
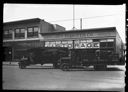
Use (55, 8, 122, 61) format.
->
(12, 31, 15, 40)
(25, 29, 27, 39)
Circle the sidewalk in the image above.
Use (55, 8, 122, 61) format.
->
(2, 61, 53, 66)
(2, 61, 19, 66)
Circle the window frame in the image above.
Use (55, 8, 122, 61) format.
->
(27, 26, 39, 38)
(3, 29, 13, 39)
(14, 28, 25, 39)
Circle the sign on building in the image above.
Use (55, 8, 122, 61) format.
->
(45, 40, 100, 49)
(74, 40, 100, 49)
(45, 40, 73, 49)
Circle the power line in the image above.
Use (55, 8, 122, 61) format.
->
(73, 4, 75, 30)
(47, 14, 118, 23)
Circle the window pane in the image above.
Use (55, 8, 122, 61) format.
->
(15, 29, 20, 33)
(107, 42, 114, 47)
(28, 28, 33, 32)
(34, 27, 38, 32)
(4, 31, 8, 34)
(8, 30, 12, 34)
(100, 42, 106, 47)
(21, 29, 25, 33)
(93, 39, 99, 42)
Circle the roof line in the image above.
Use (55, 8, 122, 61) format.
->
(4, 18, 43, 24)
(40, 27, 116, 35)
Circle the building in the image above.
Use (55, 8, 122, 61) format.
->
(40, 27, 124, 58)
(3, 18, 124, 62)
(3, 18, 65, 61)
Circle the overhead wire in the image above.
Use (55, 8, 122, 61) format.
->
(47, 14, 118, 23)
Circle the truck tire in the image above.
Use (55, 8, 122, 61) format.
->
(61, 63, 69, 71)
(94, 65, 107, 71)
(19, 62, 26, 69)
(53, 63, 59, 69)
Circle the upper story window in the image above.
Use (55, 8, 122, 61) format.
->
(27, 26, 39, 38)
(14, 28, 25, 39)
(3, 30, 13, 39)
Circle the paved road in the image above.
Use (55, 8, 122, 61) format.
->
(2, 64, 125, 91)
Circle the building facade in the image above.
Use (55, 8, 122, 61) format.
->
(3, 18, 65, 61)
(3, 18, 124, 62)
(40, 27, 124, 58)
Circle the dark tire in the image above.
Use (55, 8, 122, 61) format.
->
(19, 62, 26, 69)
(53, 63, 59, 69)
(60, 64, 63, 69)
(61, 63, 70, 71)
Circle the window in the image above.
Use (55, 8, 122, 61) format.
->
(100, 39, 114, 48)
(100, 42, 114, 48)
(93, 39, 99, 42)
(8, 30, 12, 34)
(21, 29, 25, 33)
(28, 28, 33, 32)
(27, 26, 39, 38)
(100, 42, 107, 47)
(34, 27, 38, 32)
(107, 42, 114, 47)
(15, 28, 25, 39)
(3, 30, 12, 39)
(4, 31, 8, 35)
(15, 29, 20, 33)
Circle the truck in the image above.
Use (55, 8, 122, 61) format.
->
(18, 39, 125, 70)
(18, 47, 69, 69)
(59, 39, 125, 71)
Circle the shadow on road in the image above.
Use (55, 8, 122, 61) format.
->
(21, 66, 124, 71)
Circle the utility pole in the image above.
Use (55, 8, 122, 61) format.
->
(73, 4, 75, 30)
(80, 18, 82, 30)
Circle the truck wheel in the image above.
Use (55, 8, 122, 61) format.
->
(61, 64, 69, 71)
(19, 64, 22, 69)
(19, 62, 26, 69)
(21, 65, 26, 69)
(53, 63, 59, 69)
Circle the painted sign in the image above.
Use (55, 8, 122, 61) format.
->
(45, 40, 73, 49)
(45, 40, 100, 49)
(74, 40, 100, 49)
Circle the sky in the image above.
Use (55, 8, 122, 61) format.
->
(3, 4, 126, 43)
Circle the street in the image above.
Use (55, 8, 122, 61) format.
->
(2, 64, 125, 91)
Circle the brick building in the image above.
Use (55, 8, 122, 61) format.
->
(3, 18, 65, 61)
